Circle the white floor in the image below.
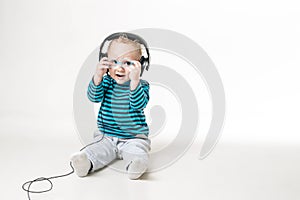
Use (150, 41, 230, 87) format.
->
(1, 131, 300, 200)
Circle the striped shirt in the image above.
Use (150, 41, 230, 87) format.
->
(87, 75, 150, 139)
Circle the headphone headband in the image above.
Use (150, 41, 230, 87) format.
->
(99, 32, 150, 76)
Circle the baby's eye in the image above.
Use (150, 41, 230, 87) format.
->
(112, 60, 118, 64)
(124, 61, 133, 66)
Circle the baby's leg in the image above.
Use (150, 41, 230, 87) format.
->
(71, 135, 117, 177)
(120, 138, 151, 180)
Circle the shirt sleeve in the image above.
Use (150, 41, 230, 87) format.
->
(129, 80, 150, 110)
(87, 76, 108, 103)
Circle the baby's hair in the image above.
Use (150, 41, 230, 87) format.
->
(108, 33, 142, 58)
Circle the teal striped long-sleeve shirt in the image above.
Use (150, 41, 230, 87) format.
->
(87, 75, 150, 139)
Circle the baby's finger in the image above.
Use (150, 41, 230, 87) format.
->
(100, 65, 110, 69)
(126, 65, 133, 72)
(128, 64, 136, 71)
(100, 61, 112, 66)
(96, 64, 110, 71)
(131, 60, 141, 68)
(100, 57, 109, 61)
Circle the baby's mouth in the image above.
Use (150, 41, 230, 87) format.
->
(116, 73, 125, 78)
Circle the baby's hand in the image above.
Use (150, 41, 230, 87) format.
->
(128, 60, 141, 81)
(93, 57, 111, 85)
(95, 57, 111, 77)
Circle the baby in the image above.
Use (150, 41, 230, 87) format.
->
(71, 33, 151, 180)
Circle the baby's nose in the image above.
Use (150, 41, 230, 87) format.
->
(116, 67, 125, 72)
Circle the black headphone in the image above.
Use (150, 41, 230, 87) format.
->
(98, 32, 150, 76)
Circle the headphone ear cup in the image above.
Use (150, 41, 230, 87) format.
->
(139, 56, 146, 76)
(139, 56, 145, 66)
(99, 53, 107, 61)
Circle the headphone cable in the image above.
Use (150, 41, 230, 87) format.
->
(22, 162, 75, 200)
(22, 133, 105, 200)
(22, 77, 109, 200)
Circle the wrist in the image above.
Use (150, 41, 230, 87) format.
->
(130, 79, 140, 91)
(93, 75, 103, 85)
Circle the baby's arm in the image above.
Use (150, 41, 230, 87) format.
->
(87, 57, 110, 103)
(87, 76, 106, 103)
(129, 80, 150, 110)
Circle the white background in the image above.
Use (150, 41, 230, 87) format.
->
(1, 0, 299, 144)
(1, 0, 300, 199)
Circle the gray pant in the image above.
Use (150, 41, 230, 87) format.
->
(82, 131, 151, 172)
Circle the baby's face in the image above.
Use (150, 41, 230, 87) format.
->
(107, 41, 141, 84)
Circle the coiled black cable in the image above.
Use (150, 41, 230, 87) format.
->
(22, 134, 104, 200)
(22, 162, 74, 200)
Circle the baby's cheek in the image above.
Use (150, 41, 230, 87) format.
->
(108, 68, 115, 74)
(125, 68, 131, 75)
